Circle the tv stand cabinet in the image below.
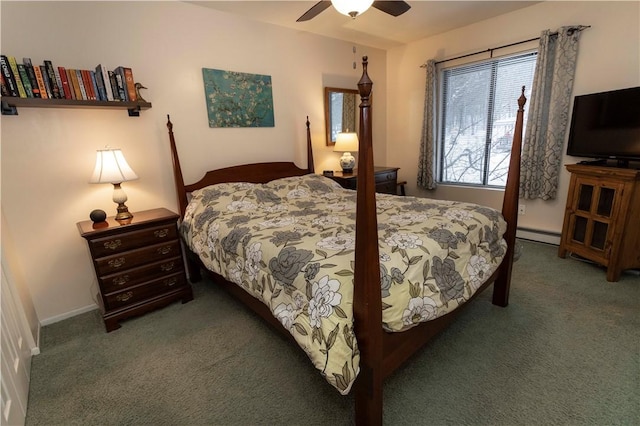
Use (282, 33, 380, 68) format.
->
(558, 164, 640, 281)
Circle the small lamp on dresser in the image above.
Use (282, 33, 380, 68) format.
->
(90, 148, 138, 223)
(334, 131, 359, 174)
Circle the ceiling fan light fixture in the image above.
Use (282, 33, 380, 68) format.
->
(331, 0, 374, 18)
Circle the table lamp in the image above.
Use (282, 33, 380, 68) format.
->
(90, 148, 138, 222)
(334, 131, 359, 173)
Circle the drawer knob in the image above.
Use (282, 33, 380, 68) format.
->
(108, 257, 126, 268)
(104, 239, 122, 250)
(164, 277, 178, 287)
(154, 229, 170, 238)
(160, 262, 175, 272)
(116, 291, 133, 302)
(112, 275, 130, 286)
(157, 246, 172, 255)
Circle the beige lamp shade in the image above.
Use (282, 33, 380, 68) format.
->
(90, 148, 138, 223)
(90, 149, 138, 184)
(333, 132, 359, 153)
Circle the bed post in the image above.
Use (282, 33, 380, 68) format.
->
(493, 87, 526, 307)
(306, 115, 315, 173)
(353, 56, 384, 426)
(166, 115, 189, 218)
(306, 116, 315, 173)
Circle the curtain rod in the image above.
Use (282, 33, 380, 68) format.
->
(422, 25, 591, 67)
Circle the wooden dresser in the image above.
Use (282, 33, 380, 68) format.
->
(77, 208, 193, 331)
(327, 166, 400, 194)
(558, 164, 640, 281)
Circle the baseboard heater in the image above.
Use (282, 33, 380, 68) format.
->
(516, 227, 561, 245)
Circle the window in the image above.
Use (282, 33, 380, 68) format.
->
(438, 53, 537, 187)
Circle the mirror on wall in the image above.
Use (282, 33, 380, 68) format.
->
(324, 87, 358, 146)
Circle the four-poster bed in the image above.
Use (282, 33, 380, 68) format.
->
(166, 57, 525, 425)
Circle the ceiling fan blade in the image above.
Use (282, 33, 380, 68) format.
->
(372, 1, 411, 17)
(297, 1, 332, 22)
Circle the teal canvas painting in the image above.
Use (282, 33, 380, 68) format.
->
(202, 68, 275, 128)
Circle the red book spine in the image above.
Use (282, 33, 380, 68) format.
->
(81, 70, 95, 100)
(57, 67, 72, 99)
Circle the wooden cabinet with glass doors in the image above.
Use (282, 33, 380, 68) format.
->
(558, 164, 640, 282)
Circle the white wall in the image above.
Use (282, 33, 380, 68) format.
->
(0, 1, 386, 322)
(387, 1, 640, 238)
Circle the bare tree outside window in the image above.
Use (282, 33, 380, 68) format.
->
(439, 53, 537, 187)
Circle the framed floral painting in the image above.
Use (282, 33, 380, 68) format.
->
(202, 68, 275, 128)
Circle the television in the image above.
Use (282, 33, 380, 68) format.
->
(566, 86, 640, 166)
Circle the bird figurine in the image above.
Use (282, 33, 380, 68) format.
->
(134, 82, 148, 102)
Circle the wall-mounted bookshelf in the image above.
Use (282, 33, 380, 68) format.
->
(1, 55, 150, 116)
(1, 97, 152, 116)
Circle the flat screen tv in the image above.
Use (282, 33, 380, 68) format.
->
(566, 86, 640, 164)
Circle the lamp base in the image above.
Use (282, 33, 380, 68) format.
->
(341, 168, 354, 174)
(115, 203, 133, 224)
(112, 183, 134, 224)
(339, 152, 356, 174)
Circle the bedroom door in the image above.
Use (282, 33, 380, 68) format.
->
(1, 266, 33, 426)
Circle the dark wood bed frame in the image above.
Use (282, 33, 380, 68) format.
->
(166, 57, 525, 425)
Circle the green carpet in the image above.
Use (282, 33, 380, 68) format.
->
(25, 240, 639, 425)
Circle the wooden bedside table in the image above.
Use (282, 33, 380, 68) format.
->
(327, 166, 400, 194)
(77, 208, 193, 332)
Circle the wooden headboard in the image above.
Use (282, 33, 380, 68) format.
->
(166, 115, 315, 218)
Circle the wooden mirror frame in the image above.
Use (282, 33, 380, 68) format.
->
(324, 87, 358, 146)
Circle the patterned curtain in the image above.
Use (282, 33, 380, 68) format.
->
(341, 93, 356, 132)
(520, 27, 583, 200)
(417, 59, 437, 190)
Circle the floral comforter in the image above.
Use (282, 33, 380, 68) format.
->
(180, 174, 507, 394)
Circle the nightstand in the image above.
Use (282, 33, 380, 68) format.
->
(327, 166, 400, 194)
(77, 208, 193, 332)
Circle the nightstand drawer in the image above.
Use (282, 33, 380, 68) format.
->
(95, 240, 182, 276)
(104, 272, 187, 310)
(375, 171, 397, 184)
(376, 181, 398, 194)
(99, 256, 184, 293)
(89, 224, 178, 257)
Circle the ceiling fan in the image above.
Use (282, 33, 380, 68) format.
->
(297, 1, 411, 22)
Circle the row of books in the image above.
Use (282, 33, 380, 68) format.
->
(0, 55, 139, 102)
